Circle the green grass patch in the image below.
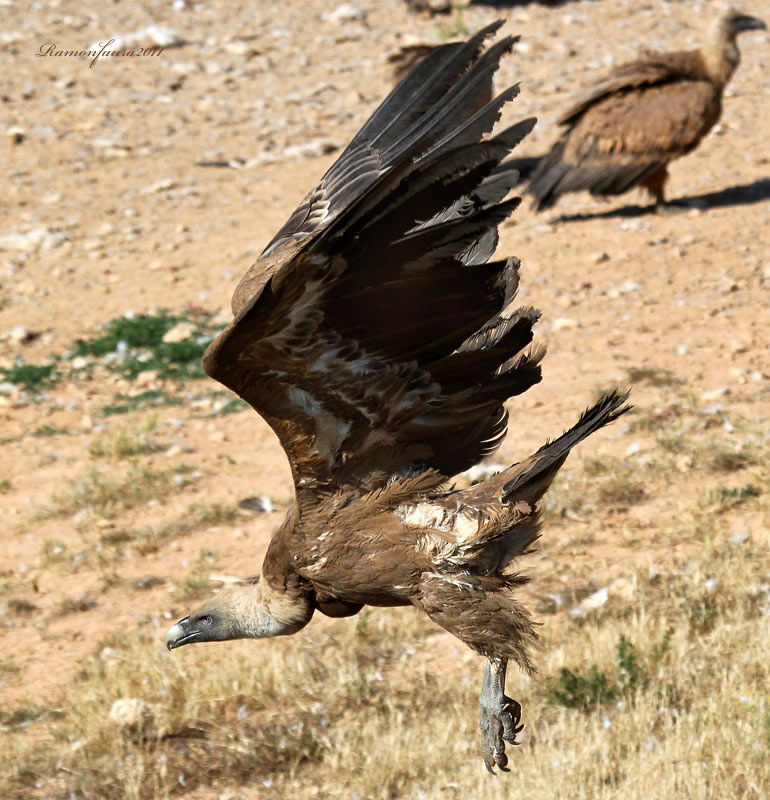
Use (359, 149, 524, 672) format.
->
(100, 389, 184, 417)
(547, 636, 647, 710)
(44, 462, 197, 520)
(0, 706, 47, 728)
(626, 366, 680, 387)
(74, 311, 222, 382)
(704, 484, 761, 512)
(0, 358, 57, 389)
(31, 424, 71, 438)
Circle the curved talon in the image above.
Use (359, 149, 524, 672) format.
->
(501, 699, 523, 743)
(480, 696, 521, 773)
(480, 659, 523, 774)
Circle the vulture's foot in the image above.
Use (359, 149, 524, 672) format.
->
(479, 657, 523, 774)
(654, 200, 687, 215)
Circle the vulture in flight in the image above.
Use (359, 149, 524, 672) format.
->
(529, 7, 766, 211)
(166, 22, 629, 772)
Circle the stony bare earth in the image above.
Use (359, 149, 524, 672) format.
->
(1, 1, 769, 798)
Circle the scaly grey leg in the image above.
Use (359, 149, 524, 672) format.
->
(479, 657, 523, 774)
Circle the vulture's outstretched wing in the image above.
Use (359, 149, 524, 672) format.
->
(204, 25, 541, 504)
(230, 20, 514, 315)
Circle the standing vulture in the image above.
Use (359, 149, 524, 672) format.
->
(165, 22, 630, 772)
(529, 7, 766, 211)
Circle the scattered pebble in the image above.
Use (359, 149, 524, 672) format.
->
(239, 495, 276, 513)
(570, 587, 608, 616)
(7, 125, 25, 144)
(701, 387, 729, 401)
(0, 227, 67, 251)
(460, 462, 506, 485)
(322, 4, 367, 23)
(162, 321, 196, 343)
(109, 698, 152, 730)
(552, 317, 578, 331)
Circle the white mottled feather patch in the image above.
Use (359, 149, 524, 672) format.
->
(424, 572, 480, 592)
(396, 502, 479, 540)
(304, 556, 328, 573)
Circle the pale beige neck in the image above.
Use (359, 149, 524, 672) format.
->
(260, 575, 314, 633)
(702, 18, 740, 87)
(222, 579, 313, 639)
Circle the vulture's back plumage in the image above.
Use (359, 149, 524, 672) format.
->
(167, 23, 630, 773)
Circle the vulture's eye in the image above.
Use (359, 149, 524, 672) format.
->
(201, 615, 213, 626)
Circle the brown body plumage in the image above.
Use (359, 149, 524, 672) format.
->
(529, 7, 766, 211)
(165, 23, 630, 772)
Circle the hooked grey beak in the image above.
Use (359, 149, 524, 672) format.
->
(165, 616, 197, 650)
(733, 14, 766, 33)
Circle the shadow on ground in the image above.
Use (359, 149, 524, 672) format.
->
(554, 178, 770, 222)
(471, 0, 587, 7)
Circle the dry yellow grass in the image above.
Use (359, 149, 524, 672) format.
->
(4, 524, 769, 799)
(5, 397, 767, 799)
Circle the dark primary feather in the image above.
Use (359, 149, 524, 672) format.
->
(204, 25, 539, 505)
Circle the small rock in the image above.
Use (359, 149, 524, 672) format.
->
(282, 139, 339, 161)
(109, 698, 151, 730)
(162, 321, 196, 343)
(460, 462, 506, 485)
(552, 317, 578, 331)
(701, 387, 728, 401)
(0, 228, 67, 251)
(322, 4, 367, 23)
(7, 326, 36, 344)
(135, 370, 159, 387)
(239, 495, 276, 513)
(569, 587, 608, 616)
(730, 532, 750, 545)
(70, 356, 89, 370)
(225, 40, 257, 56)
(7, 126, 25, 144)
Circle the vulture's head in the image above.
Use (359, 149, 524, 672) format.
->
(165, 595, 246, 650)
(721, 8, 766, 39)
(166, 579, 313, 650)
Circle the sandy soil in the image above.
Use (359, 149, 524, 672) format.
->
(1, 0, 768, 743)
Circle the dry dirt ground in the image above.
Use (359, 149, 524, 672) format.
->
(1, 0, 769, 798)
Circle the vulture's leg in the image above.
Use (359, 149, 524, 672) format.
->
(642, 166, 682, 213)
(479, 657, 523, 773)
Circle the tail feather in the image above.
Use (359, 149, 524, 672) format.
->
(502, 389, 632, 503)
(528, 137, 667, 210)
(528, 139, 570, 211)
